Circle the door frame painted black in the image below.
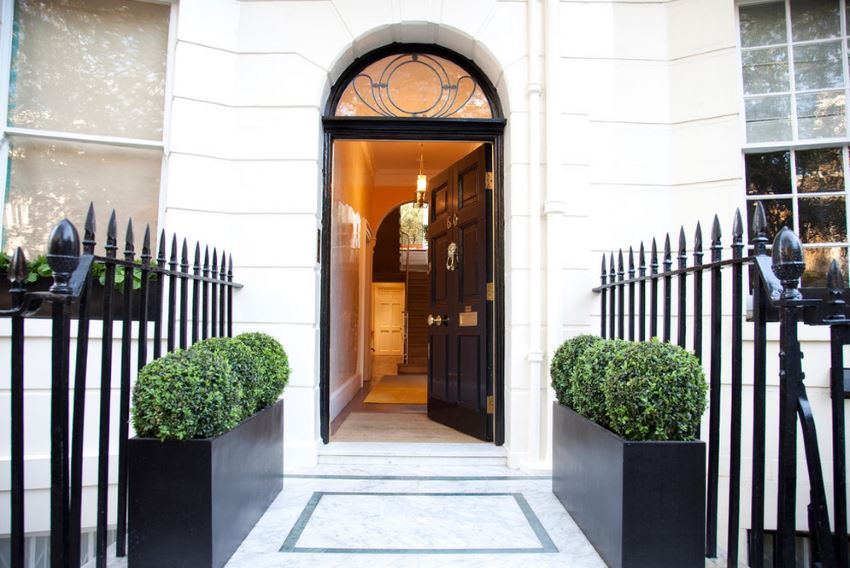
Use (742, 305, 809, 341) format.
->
(319, 43, 506, 446)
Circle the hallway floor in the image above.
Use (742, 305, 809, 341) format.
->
(331, 376, 483, 444)
(225, 463, 606, 567)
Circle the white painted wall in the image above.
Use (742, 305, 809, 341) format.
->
(2, 1, 847, 553)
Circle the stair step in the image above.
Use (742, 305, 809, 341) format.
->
(318, 442, 507, 466)
(398, 364, 427, 374)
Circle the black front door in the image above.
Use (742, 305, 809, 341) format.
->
(427, 145, 493, 441)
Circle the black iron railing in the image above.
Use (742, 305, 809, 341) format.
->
(6, 204, 242, 568)
(593, 201, 849, 567)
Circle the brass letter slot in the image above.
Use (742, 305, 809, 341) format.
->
(458, 311, 478, 327)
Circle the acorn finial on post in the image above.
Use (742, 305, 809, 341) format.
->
(47, 219, 81, 294)
(772, 227, 805, 300)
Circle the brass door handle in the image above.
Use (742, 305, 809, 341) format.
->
(427, 315, 450, 326)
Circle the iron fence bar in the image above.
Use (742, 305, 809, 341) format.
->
(9, 250, 26, 568)
(600, 255, 607, 338)
(153, 232, 166, 359)
(638, 243, 646, 341)
(829, 322, 849, 568)
(592, 255, 753, 291)
(115, 221, 135, 557)
(693, 223, 704, 361)
(750, 204, 769, 568)
(167, 236, 177, 352)
(212, 249, 219, 337)
(650, 239, 658, 339)
(50, 298, 72, 568)
(227, 255, 234, 337)
(219, 251, 226, 337)
(727, 209, 744, 568)
(180, 239, 189, 350)
(706, 214, 722, 558)
(677, 227, 687, 349)
(663, 234, 672, 343)
(137, 227, 152, 371)
(617, 250, 625, 339)
(68, 206, 95, 568)
(609, 253, 615, 339)
(628, 248, 635, 340)
(192, 244, 200, 344)
(96, 212, 117, 567)
(202, 246, 210, 340)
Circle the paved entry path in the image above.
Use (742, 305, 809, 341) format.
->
(226, 464, 606, 568)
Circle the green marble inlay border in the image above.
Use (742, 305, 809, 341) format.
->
(280, 491, 558, 554)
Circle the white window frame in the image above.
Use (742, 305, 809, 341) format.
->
(737, 0, 850, 285)
(0, 0, 178, 245)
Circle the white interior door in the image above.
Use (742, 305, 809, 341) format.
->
(372, 283, 405, 355)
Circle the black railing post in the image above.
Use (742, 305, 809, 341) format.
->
(227, 255, 234, 337)
(138, 226, 151, 370)
(609, 253, 615, 339)
(706, 214, 723, 557)
(677, 227, 687, 349)
(68, 205, 95, 568)
(47, 218, 80, 568)
(203, 246, 210, 340)
(180, 239, 189, 349)
(192, 243, 201, 344)
(727, 209, 744, 567)
(600, 255, 607, 338)
(219, 250, 227, 337)
(750, 202, 769, 568)
(212, 249, 219, 338)
(650, 239, 659, 339)
(827, 260, 849, 568)
(774, 226, 804, 568)
(96, 211, 117, 566)
(9, 247, 27, 568)
(628, 247, 635, 341)
(638, 243, 646, 341)
(663, 234, 672, 342)
(153, 231, 166, 359)
(692, 222, 703, 361)
(116, 220, 135, 557)
(167, 235, 178, 351)
(617, 249, 625, 339)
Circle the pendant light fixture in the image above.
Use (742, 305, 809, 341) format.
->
(416, 142, 426, 207)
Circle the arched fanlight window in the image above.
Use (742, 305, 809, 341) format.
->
(334, 52, 494, 119)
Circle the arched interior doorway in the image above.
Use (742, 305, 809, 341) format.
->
(320, 43, 506, 445)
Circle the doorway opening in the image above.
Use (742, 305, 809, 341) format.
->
(319, 43, 507, 445)
(327, 140, 491, 444)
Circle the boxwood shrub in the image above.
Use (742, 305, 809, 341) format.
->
(233, 332, 290, 409)
(131, 332, 290, 441)
(550, 334, 600, 407)
(191, 337, 262, 419)
(603, 339, 707, 441)
(550, 336, 707, 441)
(570, 339, 630, 428)
(131, 348, 243, 441)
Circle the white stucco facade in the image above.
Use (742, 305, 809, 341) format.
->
(2, 0, 848, 559)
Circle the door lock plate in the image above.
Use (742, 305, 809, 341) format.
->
(487, 395, 495, 414)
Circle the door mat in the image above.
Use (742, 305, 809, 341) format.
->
(363, 374, 427, 404)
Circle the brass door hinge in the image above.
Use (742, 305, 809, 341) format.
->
(487, 395, 495, 414)
(485, 172, 494, 191)
(486, 282, 495, 301)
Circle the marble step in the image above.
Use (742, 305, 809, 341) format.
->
(318, 442, 508, 466)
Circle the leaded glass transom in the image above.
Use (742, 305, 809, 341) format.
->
(334, 53, 493, 119)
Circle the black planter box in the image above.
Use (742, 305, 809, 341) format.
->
(552, 402, 705, 568)
(128, 400, 284, 568)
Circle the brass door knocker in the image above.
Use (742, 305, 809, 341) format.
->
(446, 242, 458, 271)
